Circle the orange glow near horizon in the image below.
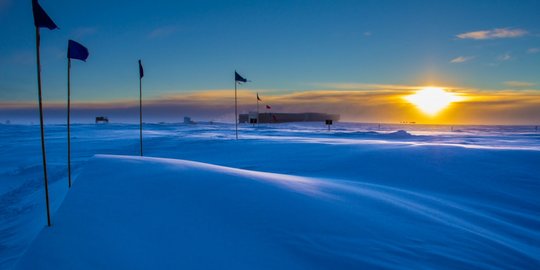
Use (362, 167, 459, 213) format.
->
(405, 87, 464, 116)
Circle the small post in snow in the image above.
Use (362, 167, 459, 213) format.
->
(326, 119, 333, 131)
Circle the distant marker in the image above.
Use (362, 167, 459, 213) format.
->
(326, 119, 333, 131)
(256, 93, 262, 126)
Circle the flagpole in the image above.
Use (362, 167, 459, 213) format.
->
(35, 27, 52, 227)
(67, 57, 72, 188)
(139, 74, 143, 156)
(235, 80, 238, 140)
(257, 94, 259, 127)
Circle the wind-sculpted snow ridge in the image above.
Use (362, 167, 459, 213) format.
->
(16, 155, 540, 270)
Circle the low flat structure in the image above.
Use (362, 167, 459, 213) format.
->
(95, 116, 109, 124)
(239, 112, 339, 124)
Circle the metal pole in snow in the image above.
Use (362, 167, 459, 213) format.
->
(67, 57, 72, 188)
(35, 27, 52, 227)
(235, 81, 238, 139)
(139, 74, 143, 156)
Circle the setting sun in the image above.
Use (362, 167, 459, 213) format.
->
(405, 87, 463, 116)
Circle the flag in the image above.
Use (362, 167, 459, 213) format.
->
(139, 60, 144, 78)
(32, 0, 58, 30)
(68, 40, 89, 61)
(266, 105, 271, 109)
(235, 71, 247, 83)
(257, 93, 262, 101)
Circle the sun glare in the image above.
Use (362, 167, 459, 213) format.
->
(405, 87, 462, 116)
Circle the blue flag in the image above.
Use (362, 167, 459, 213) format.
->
(235, 71, 247, 83)
(139, 60, 144, 78)
(32, 0, 58, 30)
(68, 40, 89, 61)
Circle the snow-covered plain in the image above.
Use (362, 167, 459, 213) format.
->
(1, 122, 539, 269)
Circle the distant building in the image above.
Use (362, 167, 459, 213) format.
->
(239, 112, 339, 124)
(95, 116, 109, 124)
(184, 117, 195, 124)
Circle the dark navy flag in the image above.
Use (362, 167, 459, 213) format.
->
(68, 40, 89, 61)
(32, 0, 58, 30)
(139, 60, 144, 78)
(235, 71, 247, 83)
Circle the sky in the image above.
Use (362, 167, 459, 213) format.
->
(0, 0, 539, 124)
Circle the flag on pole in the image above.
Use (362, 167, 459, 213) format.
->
(235, 71, 247, 83)
(66, 40, 88, 188)
(139, 60, 144, 78)
(257, 93, 262, 101)
(138, 60, 144, 156)
(32, 0, 58, 227)
(234, 71, 249, 140)
(266, 105, 271, 109)
(68, 40, 89, 61)
(32, 0, 58, 30)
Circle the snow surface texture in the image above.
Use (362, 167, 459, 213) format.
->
(1, 123, 540, 269)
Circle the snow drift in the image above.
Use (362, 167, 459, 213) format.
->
(15, 154, 540, 269)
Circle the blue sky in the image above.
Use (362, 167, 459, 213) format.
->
(1, 0, 539, 123)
